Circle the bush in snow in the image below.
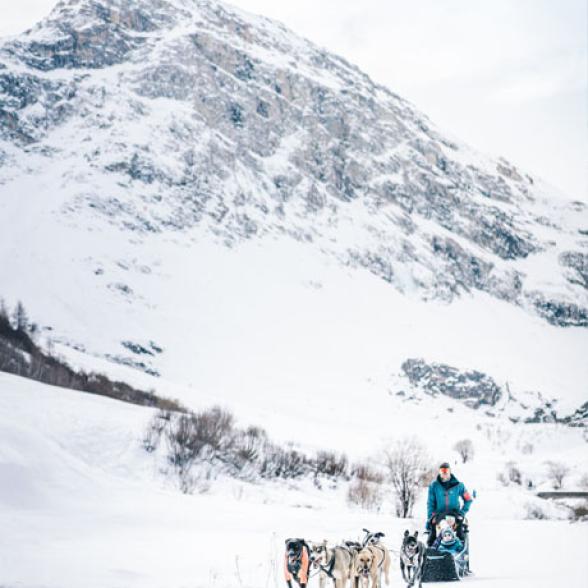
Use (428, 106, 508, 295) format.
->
(351, 463, 384, 484)
(384, 438, 430, 518)
(142, 410, 171, 452)
(165, 407, 235, 471)
(507, 461, 522, 485)
(497, 462, 522, 487)
(569, 502, 588, 522)
(259, 444, 312, 479)
(148, 408, 352, 489)
(347, 478, 383, 511)
(521, 442, 534, 455)
(453, 439, 475, 463)
(230, 426, 268, 471)
(545, 461, 570, 490)
(313, 451, 349, 479)
(524, 503, 547, 520)
(579, 473, 588, 490)
(508, 462, 522, 485)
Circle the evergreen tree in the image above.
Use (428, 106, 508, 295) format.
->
(0, 298, 8, 320)
(13, 301, 28, 332)
(0, 298, 10, 332)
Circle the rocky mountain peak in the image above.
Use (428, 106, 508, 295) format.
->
(0, 0, 587, 327)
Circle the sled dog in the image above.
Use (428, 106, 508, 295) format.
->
(352, 543, 391, 588)
(309, 540, 353, 588)
(399, 530, 425, 587)
(284, 538, 310, 588)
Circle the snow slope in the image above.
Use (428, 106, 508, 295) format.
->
(0, 0, 586, 426)
(1, 371, 587, 588)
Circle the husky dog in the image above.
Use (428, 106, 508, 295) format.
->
(352, 544, 391, 588)
(284, 538, 310, 588)
(361, 528, 386, 547)
(399, 530, 425, 587)
(309, 540, 353, 588)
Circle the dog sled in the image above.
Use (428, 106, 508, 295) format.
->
(421, 513, 470, 582)
(421, 533, 469, 582)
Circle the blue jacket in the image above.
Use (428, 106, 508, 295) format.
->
(433, 535, 464, 555)
(427, 474, 472, 522)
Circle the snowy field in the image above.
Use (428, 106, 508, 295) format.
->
(1, 371, 586, 588)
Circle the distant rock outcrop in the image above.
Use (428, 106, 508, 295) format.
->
(401, 358, 502, 408)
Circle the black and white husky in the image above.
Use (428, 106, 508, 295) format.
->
(399, 530, 425, 588)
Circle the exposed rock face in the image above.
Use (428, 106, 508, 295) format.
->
(401, 358, 502, 408)
(0, 0, 587, 326)
(560, 251, 588, 290)
(562, 401, 588, 427)
(5, 0, 177, 70)
(399, 358, 587, 427)
(529, 294, 588, 328)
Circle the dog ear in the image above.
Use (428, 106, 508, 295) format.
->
(404, 530, 409, 537)
(414, 531, 419, 538)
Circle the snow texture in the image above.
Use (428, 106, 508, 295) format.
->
(1, 372, 587, 587)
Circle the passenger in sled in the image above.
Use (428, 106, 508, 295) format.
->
(432, 526, 463, 554)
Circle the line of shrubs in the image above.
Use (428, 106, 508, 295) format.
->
(143, 406, 351, 493)
(143, 405, 434, 520)
(0, 299, 184, 412)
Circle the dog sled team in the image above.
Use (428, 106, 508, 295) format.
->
(285, 462, 473, 587)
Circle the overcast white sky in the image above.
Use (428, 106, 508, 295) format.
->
(1, 0, 586, 202)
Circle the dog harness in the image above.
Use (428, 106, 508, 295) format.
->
(373, 545, 386, 569)
(319, 548, 337, 579)
(284, 545, 309, 585)
(401, 545, 421, 567)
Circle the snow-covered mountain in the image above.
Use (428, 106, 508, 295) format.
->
(1, 3, 587, 586)
(0, 0, 587, 426)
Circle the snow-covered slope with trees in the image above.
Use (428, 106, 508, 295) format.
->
(0, 0, 586, 425)
(1, 371, 587, 587)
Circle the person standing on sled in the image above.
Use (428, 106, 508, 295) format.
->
(425, 462, 473, 546)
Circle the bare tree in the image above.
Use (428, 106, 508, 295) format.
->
(545, 461, 570, 490)
(384, 438, 430, 518)
(453, 439, 475, 463)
